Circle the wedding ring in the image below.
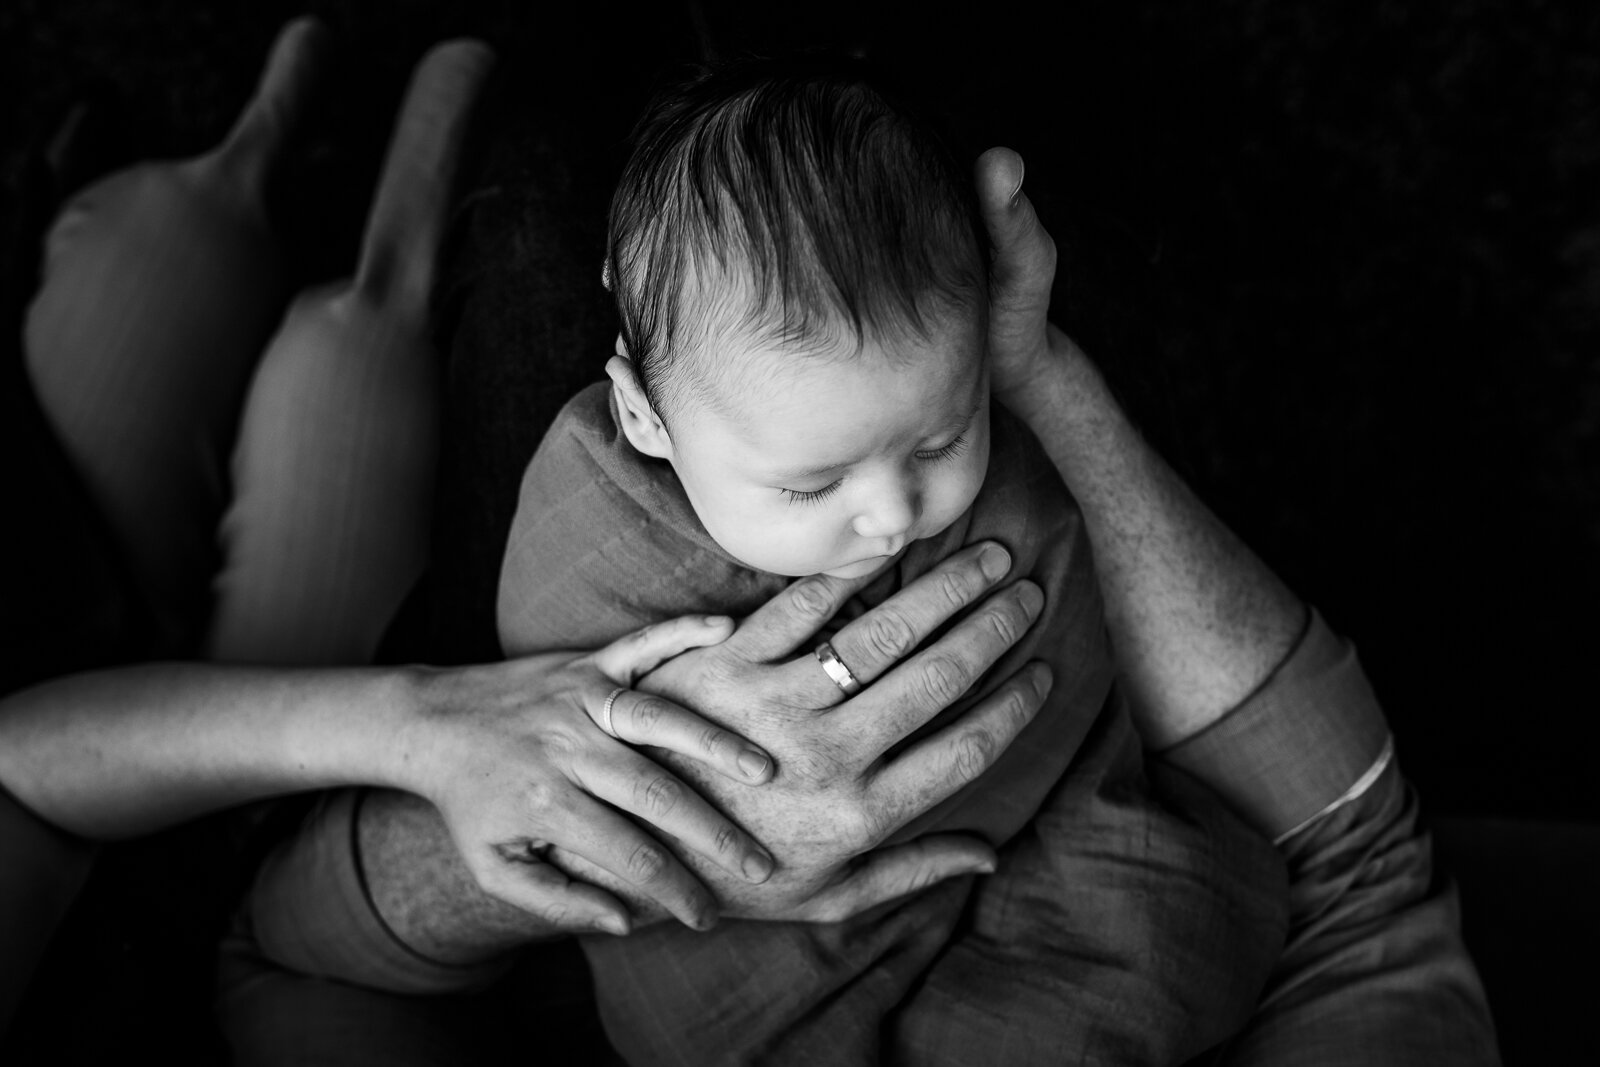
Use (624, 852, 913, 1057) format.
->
(814, 641, 863, 697)
(601, 686, 626, 738)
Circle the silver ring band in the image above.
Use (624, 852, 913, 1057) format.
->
(601, 686, 626, 738)
(814, 641, 863, 697)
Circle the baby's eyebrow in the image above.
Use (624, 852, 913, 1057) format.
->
(926, 403, 980, 440)
(767, 457, 853, 483)
(765, 405, 980, 484)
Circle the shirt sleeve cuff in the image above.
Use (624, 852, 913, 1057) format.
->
(1157, 606, 1393, 842)
(247, 789, 512, 994)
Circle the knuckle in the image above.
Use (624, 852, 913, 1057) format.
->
(698, 725, 731, 760)
(786, 577, 835, 624)
(540, 730, 580, 764)
(626, 841, 669, 883)
(1007, 681, 1039, 727)
(845, 806, 886, 851)
(630, 695, 669, 736)
(863, 610, 916, 662)
(986, 603, 1021, 647)
(936, 568, 973, 610)
(916, 654, 967, 708)
(633, 774, 684, 818)
(519, 777, 558, 817)
(537, 900, 575, 928)
(713, 822, 741, 857)
(953, 729, 998, 784)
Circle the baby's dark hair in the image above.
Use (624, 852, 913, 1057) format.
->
(605, 55, 989, 420)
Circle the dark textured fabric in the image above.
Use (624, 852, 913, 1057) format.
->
(497, 383, 1289, 1066)
(1157, 612, 1500, 1066)
(1216, 761, 1500, 1066)
(213, 604, 1497, 1067)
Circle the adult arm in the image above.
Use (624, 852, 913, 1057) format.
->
(0, 616, 778, 934)
(248, 543, 1049, 988)
(976, 147, 1498, 1063)
(976, 148, 1304, 748)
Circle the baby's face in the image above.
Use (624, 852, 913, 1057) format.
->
(658, 314, 990, 578)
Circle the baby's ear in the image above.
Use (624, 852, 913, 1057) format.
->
(606, 354, 674, 460)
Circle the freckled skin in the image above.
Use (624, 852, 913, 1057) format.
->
(661, 316, 992, 579)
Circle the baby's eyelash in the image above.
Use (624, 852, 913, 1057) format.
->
(778, 433, 967, 504)
(917, 433, 968, 462)
(781, 480, 842, 506)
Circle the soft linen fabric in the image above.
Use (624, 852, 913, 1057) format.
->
(494, 382, 1289, 1066)
(1161, 610, 1500, 1065)
(228, 601, 1498, 1066)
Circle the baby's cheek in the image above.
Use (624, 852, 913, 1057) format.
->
(949, 428, 993, 514)
(712, 506, 835, 577)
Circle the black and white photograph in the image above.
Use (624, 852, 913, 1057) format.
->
(2, 2, 1594, 1063)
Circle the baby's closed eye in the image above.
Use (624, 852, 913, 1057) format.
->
(780, 481, 843, 505)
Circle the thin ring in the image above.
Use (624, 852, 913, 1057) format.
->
(814, 641, 863, 697)
(601, 686, 626, 739)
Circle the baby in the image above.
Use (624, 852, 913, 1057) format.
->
(499, 58, 1286, 1066)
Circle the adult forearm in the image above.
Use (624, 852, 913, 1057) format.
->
(1007, 328, 1306, 749)
(0, 662, 416, 837)
(248, 550, 1042, 991)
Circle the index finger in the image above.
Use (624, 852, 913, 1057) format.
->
(835, 578, 1045, 753)
(724, 570, 874, 662)
(868, 661, 1052, 832)
(826, 542, 1015, 687)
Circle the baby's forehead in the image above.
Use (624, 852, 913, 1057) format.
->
(672, 304, 987, 418)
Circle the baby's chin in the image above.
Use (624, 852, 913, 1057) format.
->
(727, 547, 902, 580)
(819, 554, 900, 580)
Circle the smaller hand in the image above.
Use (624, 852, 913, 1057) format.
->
(398, 614, 777, 935)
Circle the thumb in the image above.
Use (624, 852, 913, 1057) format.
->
(803, 835, 996, 923)
(592, 614, 737, 685)
(975, 147, 1057, 338)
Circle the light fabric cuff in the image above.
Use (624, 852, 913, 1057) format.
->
(1158, 607, 1393, 841)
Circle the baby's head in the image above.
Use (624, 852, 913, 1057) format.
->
(604, 57, 992, 578)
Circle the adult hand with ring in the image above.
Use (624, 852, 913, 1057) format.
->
(548, 540, 1052, 924)
(392, 613, 778, 934)
(813, 640, 863, 697)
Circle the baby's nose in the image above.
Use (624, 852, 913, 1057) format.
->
(851, 480, 919, 542)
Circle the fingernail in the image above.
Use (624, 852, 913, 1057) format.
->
(703, 614, 732, 628)
(1008, 156, 1026, 208)
(738, 750, 769, 779)
(1019, 582, 1044, 617)
(743, 850, 774, 883)
(978, 543, 1011, 581)
(974, 861, 997, 875)
(596, 916, 629, 936)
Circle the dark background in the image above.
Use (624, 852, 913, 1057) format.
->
(2, 0, 1596, 1060)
